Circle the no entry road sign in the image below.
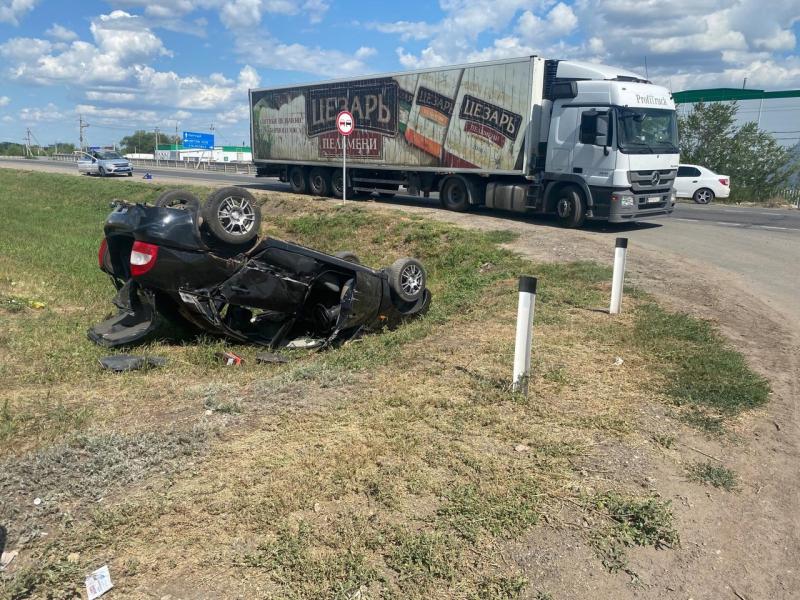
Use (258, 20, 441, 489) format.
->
(336, 111, 354, 136)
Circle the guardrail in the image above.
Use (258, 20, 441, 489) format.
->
(779, 188, 800, 208)
(47, 153, 256, 175)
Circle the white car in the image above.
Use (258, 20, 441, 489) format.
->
(77, 151, 133, 177)
(674, 164, 730, 204)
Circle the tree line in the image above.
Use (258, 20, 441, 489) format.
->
(679, 102, 799, 202)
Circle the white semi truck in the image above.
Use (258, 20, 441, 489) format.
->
(249, 56, 679, 227)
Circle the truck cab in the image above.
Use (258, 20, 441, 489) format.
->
(541, 61, 679, 224)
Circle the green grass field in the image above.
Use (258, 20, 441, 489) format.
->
(0, 169, 769, 599)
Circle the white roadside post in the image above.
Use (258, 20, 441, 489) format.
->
(609, 237, 628, 315)
(336, 110, 354, 205)
(512, 276, 537, 395)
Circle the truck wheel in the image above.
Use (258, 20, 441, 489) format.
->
(387, 257, 426, 302)
(555, 186, 586, 228)
(331, 170, 350, 199)
(440, 177, 470, 212)
(154, 189, 201, 210)
(693, 188, 714, 204)
(334, 251, 361, 264)
(202, 187, 261, 245)
(288, 166, 307, 194)
(308, 168, 331, 197)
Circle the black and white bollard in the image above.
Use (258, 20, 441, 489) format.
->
(512, 276, 537, 395)
(609, 237, 628, 315)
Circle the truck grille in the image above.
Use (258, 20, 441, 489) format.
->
(629, 169, 676, 192)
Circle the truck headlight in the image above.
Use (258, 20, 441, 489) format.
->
(612, 193, 635, 208)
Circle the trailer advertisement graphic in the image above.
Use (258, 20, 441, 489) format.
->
(251, 59, 536, 172)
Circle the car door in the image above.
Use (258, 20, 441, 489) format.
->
(675, 166, 700, 197)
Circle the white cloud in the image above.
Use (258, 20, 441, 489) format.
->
(0, 0, 37, 26)
(234, 32, 374, 77)
(46, 23, 79, 42)
(0, 96, 10, 107)
(19, 103, 64, 123)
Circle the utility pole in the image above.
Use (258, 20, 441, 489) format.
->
(24, 128, 33, 157)
(154, 127, 160, 165)
(79, 115, 90, 152)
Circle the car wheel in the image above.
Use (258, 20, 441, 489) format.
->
(387, 257, 426, 302)
(154, 189, 202, 210)
(555, 186, 586, 228)
(334, 251, 361, 264)
(127, 172, 133, 177)
(288, 166, 307, 194)
(693, 188, 714, 204)
(202, 186, 261, 245)
(440, 177, 470, 212)
(98, 166, 107, 177)
(308, 168, 332, 197)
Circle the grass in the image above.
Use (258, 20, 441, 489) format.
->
(0, 169, 769, 598)
(629, 303, 770, 422)
(687, 461, 738, 491)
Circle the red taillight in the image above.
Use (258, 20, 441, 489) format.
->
(98, 238, 108, 269)
(719, 178, 729, 186)
(130, 241, 159, 277)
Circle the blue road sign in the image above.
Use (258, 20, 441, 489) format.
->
(182, 131, 214, 149)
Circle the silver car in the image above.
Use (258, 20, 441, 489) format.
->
(77, 151, 133, 177)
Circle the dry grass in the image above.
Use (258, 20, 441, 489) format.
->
(0, 171, 766, 598)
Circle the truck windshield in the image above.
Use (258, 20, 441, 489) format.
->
(616, 108, 678, 154)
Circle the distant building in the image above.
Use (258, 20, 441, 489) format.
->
(152, 144, 252, 162)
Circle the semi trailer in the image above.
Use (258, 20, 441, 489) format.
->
(249, 56, 679, 227)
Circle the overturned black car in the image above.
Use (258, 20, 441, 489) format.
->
(89, 187, 431, 349)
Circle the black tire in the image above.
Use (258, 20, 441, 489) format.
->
(154, 189, 202, 210)
(554, 186, 586, 228)
(288, 166, 307, 194)
(387, 257, 426, 302)
(330, 170, 349, 199)
(334, 251, 361, 264)
(693, 188, 714, 204)
(98, 166, 107, 177)
(440, 177, 470, 212)
(308, 168, 331, 197)
(202, 187, 261, 245)
(127, 172, 133, 177)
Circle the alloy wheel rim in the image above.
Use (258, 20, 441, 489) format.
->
(400, 264, 423, 296)
(218, 196, 255, 234)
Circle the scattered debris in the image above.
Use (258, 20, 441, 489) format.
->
(33, 497, 42, 506)
(99, 355, 167, 372)
(216, 351, 244, 366)
(142, 172, 153, 180)
(613, 356, 624, 366)
(0, 550, 18, 569)
(67, 552, 81, 564)
(85, 565, 114, 599)
(29, 300, 46, 309)
(514, 444, 530, 453)
(285, 337, 323, 349)
(773, 420, 781, 431)
(255, 351, 289, 364)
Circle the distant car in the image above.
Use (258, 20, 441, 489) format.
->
(674, 164, 730, 204)
(77, 150, 133, 177)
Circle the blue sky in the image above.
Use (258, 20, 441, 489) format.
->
(1, 0, 799, 148)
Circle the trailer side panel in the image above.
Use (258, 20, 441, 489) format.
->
(250, 58, 543, 174)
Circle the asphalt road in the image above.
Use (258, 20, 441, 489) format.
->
(2, 156, 797, 318)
